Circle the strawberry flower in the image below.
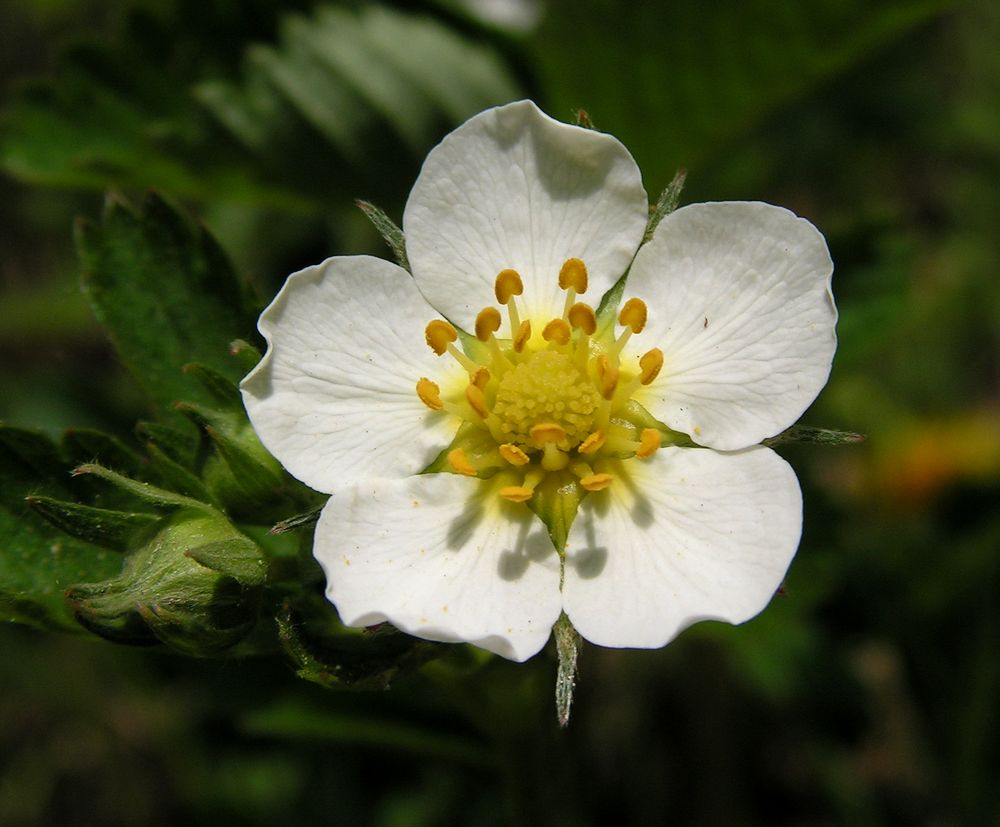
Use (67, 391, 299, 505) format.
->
(241, 100, 836, 661)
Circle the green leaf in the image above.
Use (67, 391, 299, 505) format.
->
(533, 0, 954, 187)
(76, 191, 255, 417)
(196, 5, 520, 169)
(0, 427, 120, 633)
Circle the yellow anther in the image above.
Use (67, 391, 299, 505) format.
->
(425, 319, 458, 355)
(618, 298, 648, 334)
(530, 422, 567, 447)
(499, 443, 531, 466)
(447, 449, 477, 476)
(499, 486, 534, 503)
(475, 307, 502, 342)
(578, 430, 607, 455)
(472, 366, 491, 389)
(416, 377, 443, 411)
(466, 384, 490, 419)
(513, 320, 532, 353)
(558, 258, 589, 294)
(636, 428, 661, 459)
(567, 302, 597, 335)
(542, 318, 571, 346)
(580, 473, 614, 492)
(495, 269, 524, 304)
(596, 355, 619, 400)
(639, 348, 664, 385)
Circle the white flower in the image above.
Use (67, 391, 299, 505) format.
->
(241, 100, 837, 662)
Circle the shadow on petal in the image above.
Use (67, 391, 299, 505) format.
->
(567, 507, 608, 580)
(498, 519, 555, 582)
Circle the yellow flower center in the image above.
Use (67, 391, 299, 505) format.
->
(416, 258, 665, 503)
(492, 351, 600, 451)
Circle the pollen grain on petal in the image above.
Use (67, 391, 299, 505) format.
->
(558, 257, 589, 294)
(416, 377, 443, 410)
(618, 298, 648, 333)
(425, 319, 458, 355)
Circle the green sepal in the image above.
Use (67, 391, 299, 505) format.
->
(26, 496, 158, 552)
(553, 612, 582, 727)
(594, 272, 628, 342)
(182, 362, 243, 411)
(527, 470, 583, 555)
(356, 199, 410, 272)
(276, 598, 445, 690)
(0, 427, 121, 633)
(271, 504, 326, 535)
(422, 422, 500, 477)
(71, 463, 211, 512)
(176, 399, 300, 522)
(60, 428, 145, 477)
(66, 507, 266, 654)
(228, 339, 262, 374)
(764, 425, 866, 447)
(136, 420, 200, 467)
(144, 441, 219, 505)
(642, 168, 687, 245)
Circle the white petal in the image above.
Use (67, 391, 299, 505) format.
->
(403, 100, 648, 331)
(241, 256, 464, 494)
(315, 473, 562, 661)
(628, 202, 837, 450)
(563, 446, 802, 650)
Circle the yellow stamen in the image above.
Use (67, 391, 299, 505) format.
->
(496, 269, 523, 333)
(475, 307, 502, 342)
(639, 348, 663, 385)
(578, 430, 607, 455)
(618, 298, 647, 333)
(530, 422, 567, 447)
(580, 473, 614, 492)
(558, 258, 589, 294)
(596, 355, 619, 400)
(513, 320, 532, 353)
(495, 269, 524, 304)
(567, 302, 597, 335)
(499, 468, 544, 503)
(466, 384, 490, 419)
(499, 485, 534, 503)
(636, 428, 661, 459)
(448, 449, 477, 476)
(541, 441, 569, 471)
(416, 377, 443, 411)
(542, 318, 571, 346)
(425, 320, 458, 355)
(499, 443, 530, 466)
(472, 366, 491, 389)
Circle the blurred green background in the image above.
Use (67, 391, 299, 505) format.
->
(2, 0, 999, 824)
